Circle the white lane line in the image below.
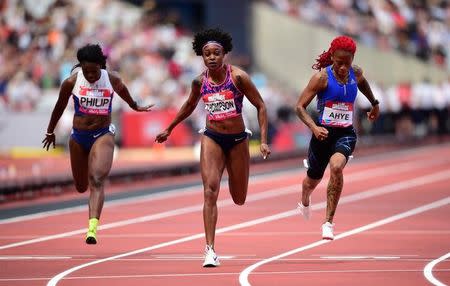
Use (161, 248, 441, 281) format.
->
(4, 269, 450, 282)
(0, 166, 296, 224)
(0, 256, 72, 260)
(320, 256, 400, 260)
(46, 173, 450, 286)
(2, 145, 448, 225)
(1, 158, 446, 251)
(424, 252, 450, 286)
(239, 197, 450, 286)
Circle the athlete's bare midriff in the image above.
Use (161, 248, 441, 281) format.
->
(206, 115, 245, 134)
(73, 114, 111, 131)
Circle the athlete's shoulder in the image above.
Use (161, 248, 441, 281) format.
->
(192, 74, 203, 88)
(230, 65, 247, 77)
(352, 65, 363, 77)
(63, 73, 78, 87)
(311, 69, 328, 89)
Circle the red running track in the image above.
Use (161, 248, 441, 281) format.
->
(0, 144, 449, 286)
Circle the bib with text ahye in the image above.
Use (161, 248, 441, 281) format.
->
(321, 101, 353, 127)
(204, 90, 238, 121)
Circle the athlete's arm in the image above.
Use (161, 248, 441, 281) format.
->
(353, 65, 379, 121)
(232, 66, 271, 159)
(42, 75, 75, 150)
(295, 70, 329, 140)
(155, 76, 203, 143)
(108, 71, 153, 112)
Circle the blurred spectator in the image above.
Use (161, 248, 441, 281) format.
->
(266, 0, 450, 69)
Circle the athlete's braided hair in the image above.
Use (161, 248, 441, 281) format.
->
(71, 43, 107, 72)
(312, 36, 356, 70)
(192, 28, 233, 56)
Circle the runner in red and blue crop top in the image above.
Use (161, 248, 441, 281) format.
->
(42, 44, 153, 245)
(155, 28, 271, 267)
(295, 36, 380, 240)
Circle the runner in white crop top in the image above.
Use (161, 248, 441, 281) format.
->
(43, 44, 154, 245)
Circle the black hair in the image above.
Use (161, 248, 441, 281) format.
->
(71, 43, 107, 72)
(192, 28, 233, 56)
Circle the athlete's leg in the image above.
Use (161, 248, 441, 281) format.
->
(87, 133, 115, 220)
(301, 176, 321, 206)
(225, 139, 249, 205)
(69, 138, 89, 193)
(201, 135, 226, 248)
(325, 152, 347, 223)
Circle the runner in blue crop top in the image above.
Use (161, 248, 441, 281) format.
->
(295, 36, 380, 240)
(42, 44, 154, 245)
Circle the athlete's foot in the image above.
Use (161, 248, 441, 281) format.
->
(298, 195, 311, 220)
(85, 230, 97, 244)
(203, 245, 220, 267)
(297, 202, 311, 220)
(85, 218, 99, 245)
(322, 222, 334, 240)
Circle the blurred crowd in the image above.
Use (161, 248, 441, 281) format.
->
(266, 0, 450, 70)
(354, 77, 450, 140)
(0, 0, 449, 146)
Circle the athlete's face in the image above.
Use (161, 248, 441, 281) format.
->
(202, 44, 225, 71)
(331, 50, 354, 79)
(81, 62, 101, 83)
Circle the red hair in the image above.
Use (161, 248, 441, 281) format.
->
(312, 36, 357, 70)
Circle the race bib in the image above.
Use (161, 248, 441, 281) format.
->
(203, 90, 238, 120)
(78, 87, 112, 115)
(321, 101, 353, 127)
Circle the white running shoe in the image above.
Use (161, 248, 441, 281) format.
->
(322, 222, 335, 240)
(297, 202, 311, 220)
(203, 245, 220, 267)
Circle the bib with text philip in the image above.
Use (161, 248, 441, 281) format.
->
(321, 101, 353, 127)
(203, 90, 238, 121)
(78, 87, 112, 115)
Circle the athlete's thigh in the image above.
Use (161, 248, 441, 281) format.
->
(88, 134, 115, 179)
(69, 138, 89, 191)
(226, 139, 249, 198)
(200, 135, 226, 190)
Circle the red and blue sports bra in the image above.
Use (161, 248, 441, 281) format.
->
(200, 65, 244, 121)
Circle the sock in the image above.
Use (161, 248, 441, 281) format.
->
(88, 218, 99, 232)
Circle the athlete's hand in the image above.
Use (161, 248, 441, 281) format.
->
(135, 103, 155, 112)
(42, 133, 56, 151)
(155, 129, 171, 143)
(313, 126, 329, 141)
(260, 143, 271, 160)
(367, 105, 380, 122)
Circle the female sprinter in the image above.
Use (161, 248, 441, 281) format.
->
(42, 44, 153, 244)
(296, 36, 380, 240)
(155, 28, 271, 267)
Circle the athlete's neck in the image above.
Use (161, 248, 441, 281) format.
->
(208, 64, 226, 85)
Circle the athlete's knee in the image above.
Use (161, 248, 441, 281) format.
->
(75, 183, 88, 193)
(231, 191, 246, 206)
(89, 174, 106, 189)
(329, 162, 344, 176)
(204, 186, 219, 205)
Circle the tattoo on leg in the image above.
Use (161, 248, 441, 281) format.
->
(326, 174, 343, 222)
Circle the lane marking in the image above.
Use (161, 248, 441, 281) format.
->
(1, 159, 447, 250)
(0, 256, 72, 260)
(0, 167, 296, 224)
(2, 144, 448, 225)
(46, 174, 450, 286)
(320, 256, 400, 260)
(3, 269, 449, 282)
(239, 197, 450, 286)
(424, 252, 450, 286)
